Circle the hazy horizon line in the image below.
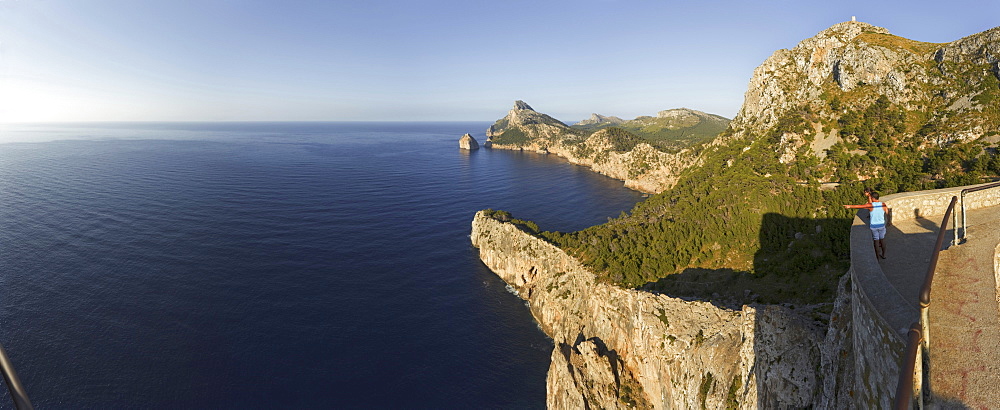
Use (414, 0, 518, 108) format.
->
(1, 119, 509, 124)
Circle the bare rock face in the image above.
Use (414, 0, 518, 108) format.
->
(575, 113, 626, 127)
(731, 20, 1000, 146)
(458, 133, 479, 150)
(656, 108, 707, 122)
(573, 141, 699, 193)
(485, 101, 700, 193)
(470, 212, 854, 408)
(486, 100, 573, 142)
(734, 21, 896, 133)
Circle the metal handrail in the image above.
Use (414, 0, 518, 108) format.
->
(894, 323, 924, 410)
(0, 344, 33, 410)
(895, 195, 956, 408)
(959, 181, 1000, 243)
(919, 196, 958, 308)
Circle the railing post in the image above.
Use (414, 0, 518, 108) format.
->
(961, 192, 967, 243)
(953, 202, 959, 246)
(958, 181, 1000, 244)
(895, 323, 923, 410)
(920, 306, 931, 405)
(920, 307, 930, 353)
(916, 340, 924, 410)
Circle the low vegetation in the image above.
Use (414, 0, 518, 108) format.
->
(602, 127, 644, 152)
(486, 91, 998, 307)
(855, 31, 943, 55)
(481, 28, 1000, 308)
(573, 112, 729, 150)
(489, 128, 531, 146)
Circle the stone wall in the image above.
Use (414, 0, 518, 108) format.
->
(883, 183, 1000, 222)
(849, 259, 909, 408)
(850, 182, 1000, 406)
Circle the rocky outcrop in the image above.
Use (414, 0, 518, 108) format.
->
(575, 113, 626, 127)
(485, 101, 701, 193)
(486, 100, 573, 142)
(735, 21, 898, 133)
(655, 108, 726, 125)
(571, 140, 699, 193)
(469, 20, 1000, 409)
(731, 20, 1000, 145)
(459, 133, 479, 150)
(471, 212, 854, 408)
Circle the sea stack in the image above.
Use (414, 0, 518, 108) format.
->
(459, 133, 480, 150)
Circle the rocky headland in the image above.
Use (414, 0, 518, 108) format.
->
(483, 101, 719, 193)
(728, 21, 1000, 170)
(471, 212, 854, 408)
(473, 19, 1000, 408)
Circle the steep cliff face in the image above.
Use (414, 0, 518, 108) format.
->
(732, 20, 1000, 148)
(484, 22, 1000, 191)
(472, 21, 1000, 407)
(486, 100, 574, 142)
(459, 133, 479, 150)
(471, 212, 853, 408)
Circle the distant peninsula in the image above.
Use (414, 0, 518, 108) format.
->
(483, 100, 729, 193)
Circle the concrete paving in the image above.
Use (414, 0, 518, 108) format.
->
(925, 206, 1000, 407)
(878, 211, 946, 312)
(875, 205, 1000, 407)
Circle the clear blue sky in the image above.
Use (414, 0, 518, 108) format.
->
(1, 0, 997, 122)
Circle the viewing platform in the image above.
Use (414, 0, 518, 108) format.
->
(849, 184, 1000, 407)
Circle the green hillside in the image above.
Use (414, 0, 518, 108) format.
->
(494, 92, 999, 306)
(573, 110, 730, 149)
(482, 24, 1000, 307)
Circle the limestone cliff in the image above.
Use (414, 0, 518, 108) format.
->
(484, 22, 1000, 190)
(459, 133, 479, 150)
(471, 20, 1000, 408)
(471, 212, 854, 408)
(731, 20, 1000, 161)
(485, 101, 705, 193)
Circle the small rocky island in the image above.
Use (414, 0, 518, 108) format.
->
(458, 133, 479, 150)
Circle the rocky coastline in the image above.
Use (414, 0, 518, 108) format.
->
(471, 19, 1000, 407)
(471, 212, 853, 408)
(486, 139, 695, 194)
(483, 102, 705, 194)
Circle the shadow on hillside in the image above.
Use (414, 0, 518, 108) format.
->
(637, 208, 947, 309)
(636, 209, 962, 406)
(642, 213, 852, 308)
(637, 212, 856, 407)
(643, 213, 874, 408)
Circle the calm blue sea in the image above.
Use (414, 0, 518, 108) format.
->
(0, 122, 644, 408)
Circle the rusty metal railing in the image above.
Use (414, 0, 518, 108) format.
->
(959, 181, 1000, 244)
(0, 343, 32, 410)
(894, 323, 923, 410)
(894, 195, 957, 409)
